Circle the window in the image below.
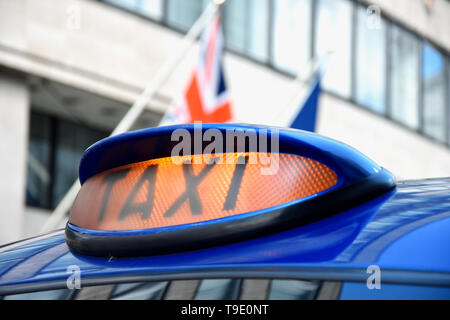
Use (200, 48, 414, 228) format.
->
(340, 282, 450, 300)
(2, 289, 76, 300)
(110, 281, 168, 300)
(355, 6, 387, 114)
(422, 43, 447, 142)
(104, 0, 163, 20)
(26, 113, 52, 209)
(223, 0, 269, 62)
(389, 25, 420, 128)
(194, 279, 241, 300)
(1, 278, 330, 300)
(26, 111, 107, 210)
(272, 0, 311, 77)
(51, 120, 106, 208)
(314, 0, 353, 98)
(267, 279, 320, 300)
(166, 0, 209, 32)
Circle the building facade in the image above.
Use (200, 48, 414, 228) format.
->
(0, 0, 450, 244)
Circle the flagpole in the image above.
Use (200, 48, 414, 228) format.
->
(285, 55, 324, 115)
(40, 1, 221, 233)
(275, 50, 333, 125)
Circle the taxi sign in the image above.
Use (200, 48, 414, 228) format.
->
(66, 124, 395, 257)
(70, 152, 338, 231)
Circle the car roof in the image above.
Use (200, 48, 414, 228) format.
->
(1, 178, 450, 294)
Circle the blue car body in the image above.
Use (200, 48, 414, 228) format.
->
(0, 125, 449, 299)
(1, 178, 450, 299)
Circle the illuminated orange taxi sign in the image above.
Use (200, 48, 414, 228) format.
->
(69, 152, 338, 231)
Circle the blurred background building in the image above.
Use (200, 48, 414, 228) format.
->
(0, 0, 450, 244)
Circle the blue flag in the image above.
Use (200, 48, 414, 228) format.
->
(290, 76, 321, 132)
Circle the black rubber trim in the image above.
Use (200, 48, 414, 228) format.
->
(65, 169, 395, 257)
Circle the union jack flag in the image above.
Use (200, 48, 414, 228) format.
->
(165, 15, 233, 124)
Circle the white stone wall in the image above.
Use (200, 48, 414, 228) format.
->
(0, 72, 29, 244)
